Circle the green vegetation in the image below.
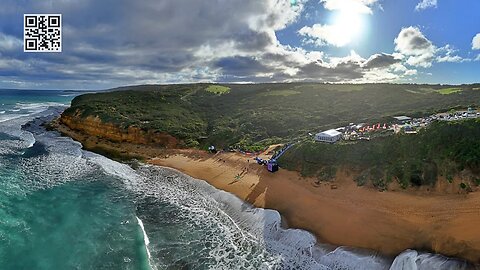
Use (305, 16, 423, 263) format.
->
(475, 178, 480, 186)
(437, 87, 462, 95)
(64, 83, 480, 152)
(405, 87, 436, 94)
(279, 119, 480, 189)
(262, 90, 300, 96)
(205, 85, 230, 95)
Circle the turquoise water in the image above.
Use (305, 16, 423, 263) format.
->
(0, 89, 475, 270)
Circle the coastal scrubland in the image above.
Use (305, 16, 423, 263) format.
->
(61, 83, 480, 188)
(56, 83, 480, 263)
(63, 83, 480, 150)
(279, 119, 480, 189)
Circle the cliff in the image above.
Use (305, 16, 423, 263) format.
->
(59, 109, 181, 149)
(57, 84, 480, 190)
(57, 83, 480, 152)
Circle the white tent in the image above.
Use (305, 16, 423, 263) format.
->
(315, 129, 342, 143)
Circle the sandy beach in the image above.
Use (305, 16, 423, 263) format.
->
(149, 150, 480, 263)
(52, 120, 480, 263)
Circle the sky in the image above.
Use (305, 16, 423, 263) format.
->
(0, 0, 479, 90)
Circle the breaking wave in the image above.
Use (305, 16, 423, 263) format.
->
(390, 250, 473, 270)
(1, 104, 477, 270)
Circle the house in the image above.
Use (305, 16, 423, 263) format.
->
(393, 116, 411, 124)
(315, 129, 342, 143)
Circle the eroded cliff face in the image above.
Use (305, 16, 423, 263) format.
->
(60, 109, 180, 148)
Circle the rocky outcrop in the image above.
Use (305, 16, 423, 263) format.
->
(60, 109, 180, 148)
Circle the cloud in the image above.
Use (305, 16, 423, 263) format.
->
(394, 26, 436, 68)
(404, 69, 417, 76)
(298, 24, 352, 47)
(393, 27, 469, 67)
(363, 53, 402, 69)
(0, 0, 425, 88)
(0, 0, 311, 88)
(299, 0, 375, 48)
(212, 48, 412, 83)
(436, 45, 469, 63)
(473, 33, 480, 50)
(415, 0, 437, 11)
(436, 55, 463, 63)
(320, 0, 379, 14)
(0, 33, 22, 51)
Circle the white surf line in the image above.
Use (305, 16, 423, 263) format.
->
(136, 216, 154, 269)
(214, 205, 260, 250)
(0, 114, 30, 123)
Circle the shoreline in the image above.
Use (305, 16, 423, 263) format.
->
(51, 119, 480, 264)
(148, 152, 480, 260)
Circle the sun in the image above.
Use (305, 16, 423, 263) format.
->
(330, 10, 367, 46)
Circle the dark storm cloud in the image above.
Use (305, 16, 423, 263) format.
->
(296, 61, 364, 81)
(1, 0, 303, 88)
(213, 51, 368, 83)
(0, 0, 410, 89)
(363, 53, 401, 69)
(215, 56, 272, 77)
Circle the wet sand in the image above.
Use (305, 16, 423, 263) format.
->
(149, 150, 480, 263)
(52, 120, 480, 263)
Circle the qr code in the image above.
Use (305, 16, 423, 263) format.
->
(24, 14, 62, 52)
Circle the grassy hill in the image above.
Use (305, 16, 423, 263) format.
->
(63, 83, 480, 151)
(278, 119, 480, 189)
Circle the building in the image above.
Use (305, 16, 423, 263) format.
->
(393, 116, 411, 124)
(315, 129, 342, 143)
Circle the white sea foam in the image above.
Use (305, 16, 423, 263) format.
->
(136, 215, 156, 270)
(0, 105, 93, 192)
(390, 250, 472, 270)
(0, 102, 66, 124)
(136, 216, 152, 259)
(0, 114, 36, 151)
(0, 105, 68, 150)
(86, 152, 391, 269)
(92, 157, 478, 269)
(0, 113, 30, 123)
(5, 105, 475, 270)
(15, 102, 67, 112)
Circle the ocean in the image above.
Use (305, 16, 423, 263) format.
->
(0, 89, 475, 270)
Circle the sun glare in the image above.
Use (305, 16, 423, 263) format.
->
(331, 10, 366, 46)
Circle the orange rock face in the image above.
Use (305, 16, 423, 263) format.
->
(60, 110, 180, 148)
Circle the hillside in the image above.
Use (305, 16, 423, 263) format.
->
(279, 119, 480, 190)
(61, 83, 480, 151)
